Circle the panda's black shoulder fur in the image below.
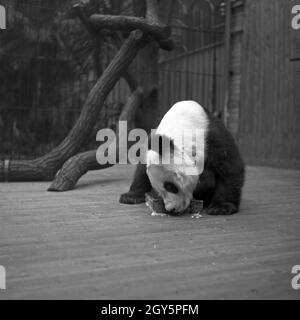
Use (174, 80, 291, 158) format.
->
(204, 108, 244, 179)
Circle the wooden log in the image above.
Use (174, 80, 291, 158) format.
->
(0, 30, 145, 182)
(47, 151, 113, 192)
(48, 87, 144, 191)
(89, 12, 175, 51)
(89, 14, 171, 40)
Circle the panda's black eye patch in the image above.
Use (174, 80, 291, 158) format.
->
(164, 182, 179, 194)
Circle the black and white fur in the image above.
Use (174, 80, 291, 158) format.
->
(120, 101, 245, 215)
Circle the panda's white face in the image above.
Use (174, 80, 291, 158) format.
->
(147, 163, 198, 213)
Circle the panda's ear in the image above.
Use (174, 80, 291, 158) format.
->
(149, 133, 174, 156)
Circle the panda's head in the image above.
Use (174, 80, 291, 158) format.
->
(146, 135, 201, 213)
(146, 159, 198, 213)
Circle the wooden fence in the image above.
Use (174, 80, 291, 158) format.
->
(159, 43, 225, 116)
(238, 0, 300, 168)
(108, 42, 225, 118)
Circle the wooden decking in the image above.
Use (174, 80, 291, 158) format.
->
(0, 165, 299, 300)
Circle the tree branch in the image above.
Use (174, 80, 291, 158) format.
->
(89, 14, 171, 40)
(48, 87, 144, 191)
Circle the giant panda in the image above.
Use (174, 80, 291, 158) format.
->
(119, 100, 245, 215)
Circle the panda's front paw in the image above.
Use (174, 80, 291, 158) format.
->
(119, 192, 146, 204)
(205, 202, 238, 215)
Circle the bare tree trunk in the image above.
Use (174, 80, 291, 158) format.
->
(133, 0, 160, 132)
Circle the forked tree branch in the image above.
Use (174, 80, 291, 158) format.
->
(48, 87, 144, 191)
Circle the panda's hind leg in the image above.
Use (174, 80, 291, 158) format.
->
(119, 163, 152, 204)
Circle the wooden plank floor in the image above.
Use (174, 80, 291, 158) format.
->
(0, 165, 299, 300)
